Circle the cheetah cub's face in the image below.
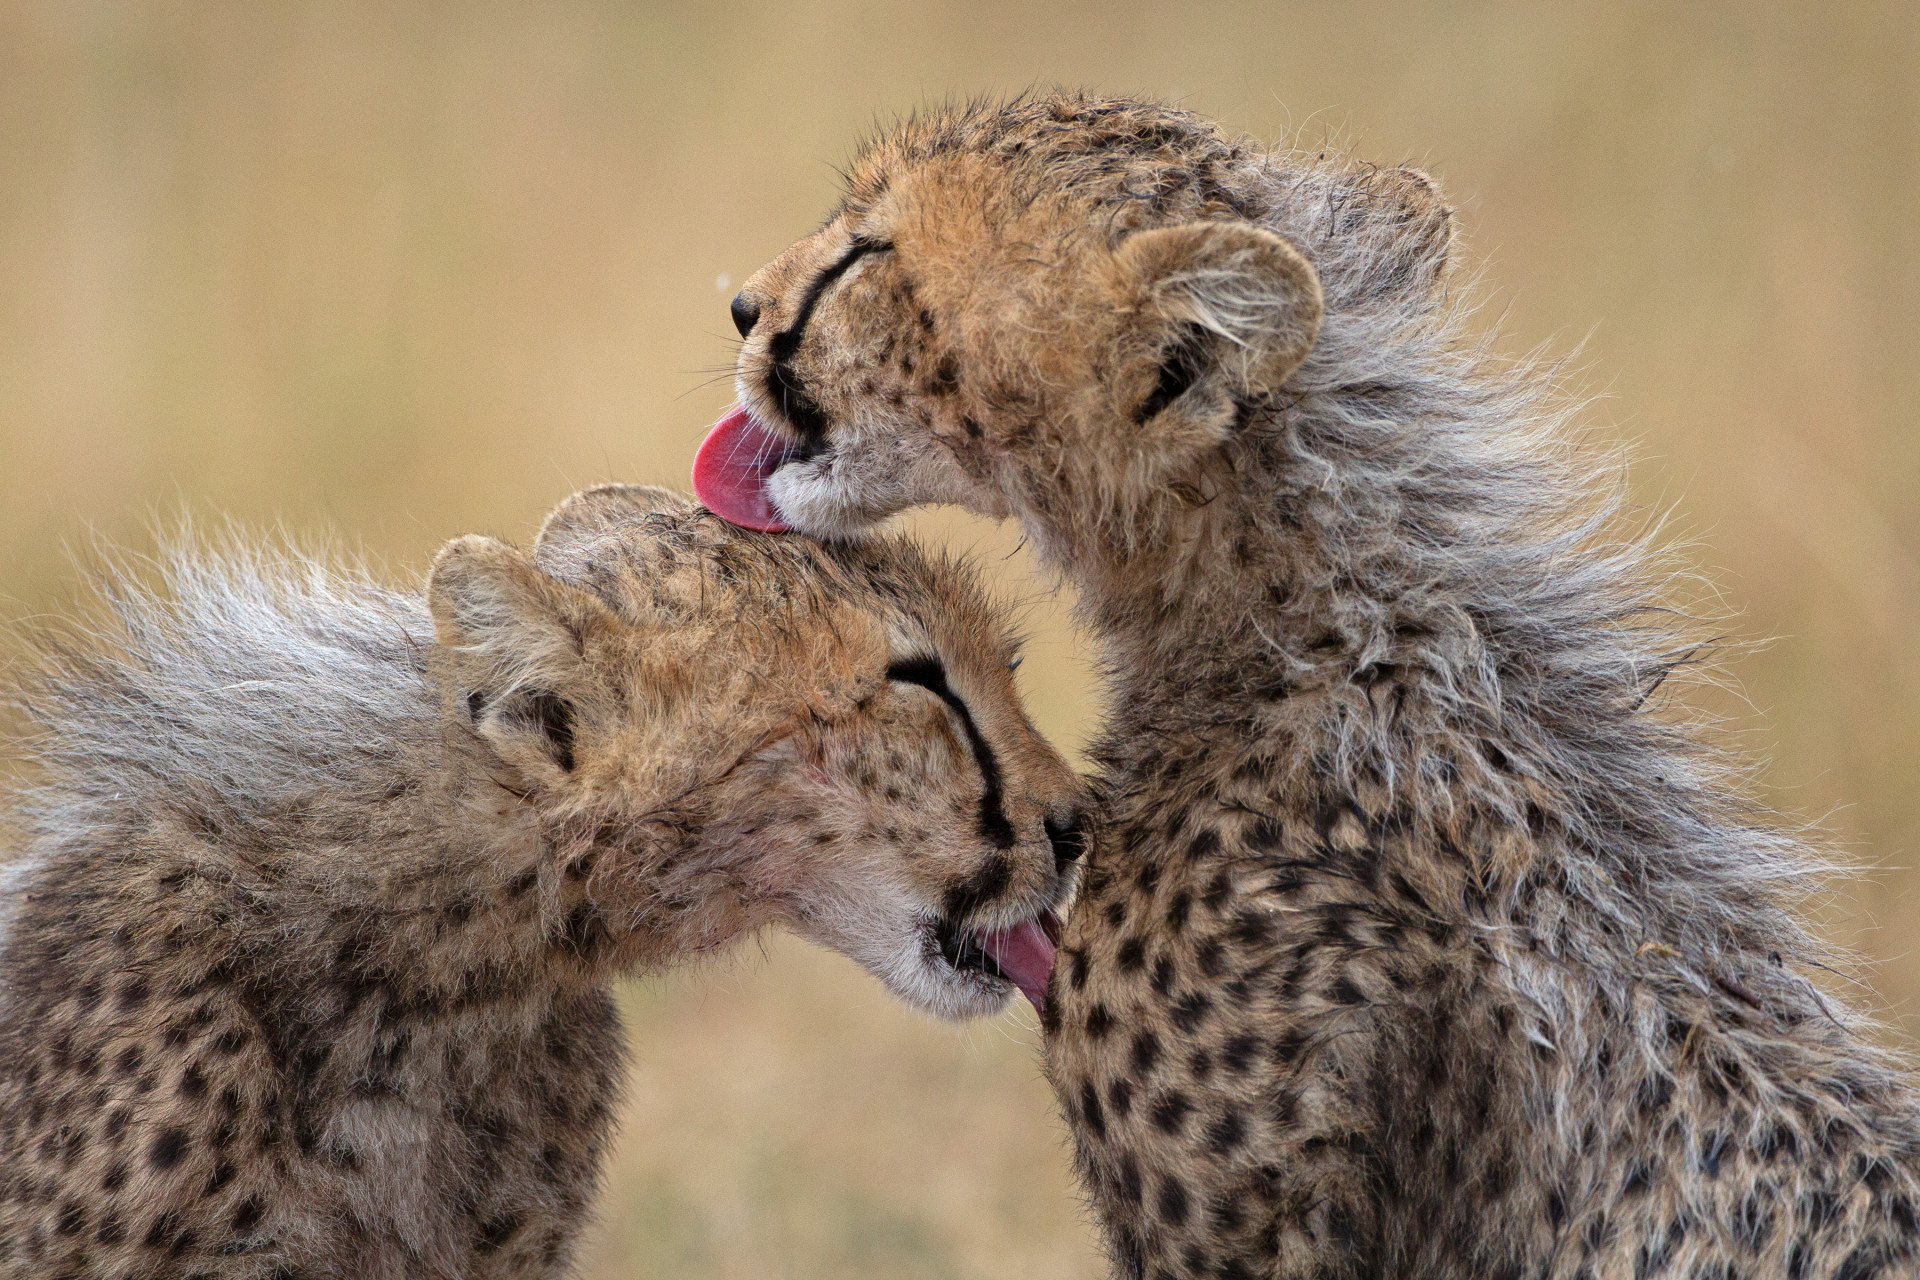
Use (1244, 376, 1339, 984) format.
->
(430, 485, 1087, 1017)
(692, 115, 1324, 545)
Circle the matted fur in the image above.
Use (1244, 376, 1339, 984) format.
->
(719, 93, 1920, 1279)
(0, 488, 1086, 1279)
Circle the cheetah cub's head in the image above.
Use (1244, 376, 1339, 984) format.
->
(428, 485, 1087, 1018)
(694, 95, 1448, 557)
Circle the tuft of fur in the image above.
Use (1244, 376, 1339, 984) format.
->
(724, 92, 1920, 1279)
(0, 490, 1086, 1279)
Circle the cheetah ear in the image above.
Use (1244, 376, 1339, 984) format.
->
(428, 535, 622, 780)
(533, 484, 695, 577)
(1112, 221, 1323, 450)
(1352, 167, 1454, 295)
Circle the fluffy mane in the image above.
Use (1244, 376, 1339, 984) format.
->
(3, 530, 440, 873)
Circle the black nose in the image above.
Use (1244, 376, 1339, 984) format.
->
(730, 292, 760, 339)
(1045, 813, 1089, 876)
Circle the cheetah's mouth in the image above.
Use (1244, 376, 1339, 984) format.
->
(693, 404, 800, 533)
(933, 909, 1063, 1013)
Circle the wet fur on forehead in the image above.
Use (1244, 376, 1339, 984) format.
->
(535, 485, 1024, 675)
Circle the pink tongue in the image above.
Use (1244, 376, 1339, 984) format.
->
(691, 405, 794, 533)
(979, 918, 1058, 1013)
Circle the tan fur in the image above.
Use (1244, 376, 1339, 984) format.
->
(721, 94, 1920, 1279)
(0, 486, 1086, 1279)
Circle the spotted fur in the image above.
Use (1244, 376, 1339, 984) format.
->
(0, 485, 1086, 1279)
(721, 93, 1920, 1279)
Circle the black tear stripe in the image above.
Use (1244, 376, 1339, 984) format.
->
(765, 237, 892, 442)
(888, 656, 1017, 850)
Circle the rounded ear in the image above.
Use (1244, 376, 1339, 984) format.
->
(1363, 167, 1453, 291)
(1110, 222, 1323, 455)
(534, 484, 694, 575)
(428, 535, 622, 780)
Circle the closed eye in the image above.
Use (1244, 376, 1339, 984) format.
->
(763, 236, 894, 440)
(767, 237, 893, 365)
(887, 656, 1016, 849)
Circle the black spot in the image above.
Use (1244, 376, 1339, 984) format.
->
(1621, 1159, 1655, 1197)
(1151, 956, 1176, 997)
(230, 1195, 266, 1234)
(1068, 950, 1089, 991)
(55, 1203, 85, 1236)
(1756, 1123, 1798, 1162)
(101, 1161, 129, 1192)
(1207, 1108, 1247, 1154)
(1221, 1034, 1261, 1073)
(96, 1211, 125, 1244)
(1039, 993, 1061, 1036)
(1045, 814, 1088, 873)
(1108, 1078, 1134, 1119)
(178, 1062, 208, 1100)
(1085, 1004, 1115, 1039)
(1117, 937, 1147, 971)
(1130, 1030, 1161, 1074)
(149, 1127, 189, 1169)
(144, 1209, 182, 1248)
(1832, 1246, 1884, 1280)
(926, 353, 959, 395)
(1150, 1091, 1193, 1135)
(476, 1213, 522, 1253)
(1165, 891, 1191, 931)
(1157, 1176, 1190, 1226)
(1080, 1080, 1107, 1140)
(1171, 992, 1211, 1032)
(1229, 910, 1272, 946)
(204, 1161, 235, 1195)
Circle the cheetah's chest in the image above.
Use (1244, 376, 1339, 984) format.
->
(1045, 811, 1320, 1275)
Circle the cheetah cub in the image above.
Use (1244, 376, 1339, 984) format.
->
(0, 485, 1086, 1280)
(695, 94, 1920, 1279)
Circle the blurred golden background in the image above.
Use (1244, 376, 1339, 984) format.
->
(1, 3, 1914, 1275)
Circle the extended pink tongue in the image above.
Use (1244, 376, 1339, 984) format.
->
(691, 405, 795, 533)
(980, 918, 1057, 1013)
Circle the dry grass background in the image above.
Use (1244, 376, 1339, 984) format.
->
(1, 2, 1915, 1275)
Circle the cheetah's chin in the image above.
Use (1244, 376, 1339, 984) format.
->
(693, 404, 796, 533)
